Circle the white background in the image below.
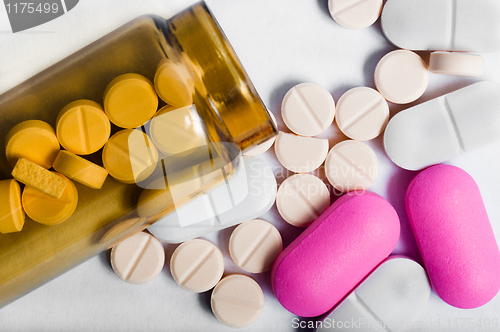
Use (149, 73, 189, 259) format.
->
(1, 0, 500, 331)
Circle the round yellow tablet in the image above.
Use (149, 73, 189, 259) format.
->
(5, 120, 60, 168)
(102, 129, 158, 184)
(56, 100, 111, 155)
(22, 173, 78, 226)
(154, 58, 195, 108)
(103, 74, 158, 128)
(52, 150, 108, 189)
(149, 105, 204, 155)
(0, 179, 25, 234)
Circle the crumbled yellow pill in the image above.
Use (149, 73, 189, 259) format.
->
(5, 120, 60, 168)
(52, 150, 108, 189)
(0, 179, 25, 234)
(56, 99, 111, 155)
(102, 129, 158, 184)
(149, 105, 204, 155)
(103, 74, 158, 128)
(22, 173, 78, 226)
(154, 58, 195, 108)
(12, 158, 67, 199)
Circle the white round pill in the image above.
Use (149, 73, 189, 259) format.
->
(229, 219, 283, 273)
(276, 174, 331, 227)
(244, 112, 278, 156)
(325, 140, 378, 193)
(328, 0, 383, 30)
(274, 131, 329, 173)
(170, 238, 224, 293)
(211, 274, 264, 328)
(429, 52, 484, 77)
(336, 87, 389, 141)
(281, 83, 335, 137)
(374, 50, 429, 104)
(110, 231, 165, 284)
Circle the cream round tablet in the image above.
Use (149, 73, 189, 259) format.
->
(328, 0, 383, 30)
(336, 87, 389, 141)
(102, 129, 158, 184)
(275, 132, 329, 173)
(429, 52, 484, 77)
(211, 274, 264, 328)
(244, 112, 277, 157)
(229, 219, 283, 273)
(56, 99, 111, 155)
(149, 105, 203, 155)
(281, 83, 335, 137)
(325, 140, 378, 192)
(276, 174, 331, 227)
(154, 58, 195, 108)
(104, 73, 158, 128)
(110, 231, 165, 284)
(374, 50, 429, 104)
(170, 238, 224, 293)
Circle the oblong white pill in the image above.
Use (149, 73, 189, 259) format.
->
(317, 257, 431, 331)
(336, 87, 389, 141)
(276, 174, 330, 228)
(429, 52, 484, 77)
(170, 238, 224, 293)
(110, 232, 165, 284)
(325, 140, 378, 193)
(229, 219, 283, 273)
(281, 83, 335, 137)
(274, 132, 329, 173)
(211, 274, 264, 328)
(244, 112, 277, 156)
(381, 0, 500, 53)
(384, 81, 500, 171)
(328, 0, 383, 30)
(147, 156, 277, 244)
(375, 50, 429, 104)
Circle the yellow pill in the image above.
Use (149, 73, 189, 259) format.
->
(12, 158, 67, 199)
(56, 100, 111, 155)
(102, 129, 158, 184)
(52, 150, 108, 189)
(5, 120, 60, 168)
(0, 179, 25, 234)
(154, 58, 195, 108)
(149, 105, 204, 155)
(22, 173, 78, 226)
(103, 74, 158, 128)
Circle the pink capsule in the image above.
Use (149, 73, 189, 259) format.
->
(271, 191, 400, 317)
(406, 164, 500, 309)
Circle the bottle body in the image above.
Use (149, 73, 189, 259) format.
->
(0, 2, 275, 308)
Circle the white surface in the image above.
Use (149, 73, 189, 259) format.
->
(384, 82, 500, 170)
(317, 257, 431, 331)
(381, 0, 500, 52)
(0, 0, 500, 331)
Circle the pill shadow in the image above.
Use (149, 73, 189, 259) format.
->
(162, 242, 181, 276)
(198, 288, 214, 315)
(99, 249, 112, 270)
(363, 45, 399, 89)
(294, 317, 318, 332)
(269, 80, 305, 118)
(385, 167, 423, 264)
(316, 0, 330, 19)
